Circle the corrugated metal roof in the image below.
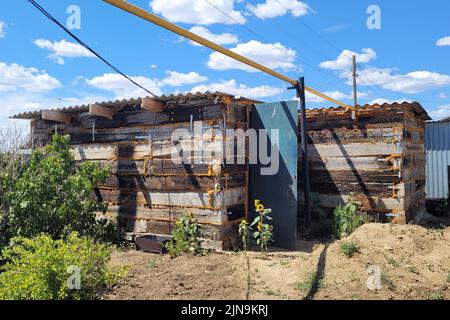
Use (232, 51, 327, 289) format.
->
(425, 121, 450, 199)
(306, 101, 431, 120)
(10, 91, 260, 120)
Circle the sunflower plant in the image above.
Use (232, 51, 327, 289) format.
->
(251, 200, 274, 253)
(238, 219, 251, 251)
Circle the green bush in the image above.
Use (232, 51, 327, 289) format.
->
(339, 241, 361, 258)
(0, 232, 127, 300)
(333, 197, 365, 238)
(294, 272, 324, 291)
(0, 133, 121, 246)
(164, 213, 201, 258)
(0, 129, 26, 251)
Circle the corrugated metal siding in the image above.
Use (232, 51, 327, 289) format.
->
(425, 121, 450, 199)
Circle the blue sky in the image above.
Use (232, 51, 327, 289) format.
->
(1, 0, 450, 129)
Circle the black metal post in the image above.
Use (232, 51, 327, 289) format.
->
(297, 77, 311, 228)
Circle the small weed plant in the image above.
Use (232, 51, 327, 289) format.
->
(164, 213, 202, 258)
(333, 195, 366, 238)
(339, 241, 361, 258)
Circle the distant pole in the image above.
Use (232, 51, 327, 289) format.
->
(297, 77, 311, 228)
(352, 55, 357, 107)
(352, 55, 357, 120)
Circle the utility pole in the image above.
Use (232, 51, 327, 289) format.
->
(297, 77, 311, 228)
(352, 55, 357, 120)
(352, 55, 357, 107)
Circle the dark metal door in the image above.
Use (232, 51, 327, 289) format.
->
(249, 101, 298, 250)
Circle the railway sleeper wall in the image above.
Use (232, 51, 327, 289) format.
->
(298, 106, 427, 224)
(31, 101, 251, 250)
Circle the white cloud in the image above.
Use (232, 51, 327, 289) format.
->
(34, 39, 95, 64)
(86, 73, 163, 99)
(86, 70, 209, 98)
(429, 104, 450, 120)
(0, 21, 7, 38)
(320, 49, 450, 94)
(188, 26, 239, 46)
(319, 48, 376, 71)
(150, 0, 246, 25)
(190, 79, 283, 98)
(161, 71, 208, 86)
(0, 61, 61, 93)
(1, 93, 109, 130)
(436, 36, 450, 47)
(355, 67, 450, 94)
(439, 92, 447, 99)
(207, 40, 298, 72)
(247, 0, 312, 19)
(304, 90, 367, 103)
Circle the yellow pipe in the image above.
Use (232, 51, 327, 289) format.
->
(103, 0, 350, 108)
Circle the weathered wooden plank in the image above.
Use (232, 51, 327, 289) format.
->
(80, 104, 229, 130)
(307, 127, 401, 145)
(305, 114, 405, 131)
(100, 206, 227, 224)
(97, 187, 246, 209)
(88, 159, 247, 176)
(101, 173, 245, 191)
(71, 137, 239, 161)
(300, 181, 397, 197)
(141, 97, 165, 112)
(300, 142, 402, 159)
(89, 103, 119, 119)
(303, 193, 405, 211)
(141, 219, 239, 240)
(70, 120, 246, 145)
(299, 155, 401, 172)
(299, 170, 401, 184)
(99, 203, 245, 224)
(41, 110, 74, 124)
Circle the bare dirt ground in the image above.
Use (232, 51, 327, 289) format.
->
(103, 223, 450, 300)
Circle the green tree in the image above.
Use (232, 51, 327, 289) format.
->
(0, 133, 120, 246)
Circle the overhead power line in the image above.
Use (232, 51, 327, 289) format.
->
(273, 0, 342, 53)
(202, 0, 343, 83)
(104, 0, 350, 107)
(27, 0, 160, 99)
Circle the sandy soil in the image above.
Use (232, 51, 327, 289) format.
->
(103, 223, 450, 300)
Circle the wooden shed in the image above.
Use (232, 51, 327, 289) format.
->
(299, 102, 430, 224)
(12, 96, 430, 250)
(12, 92, 256, 250)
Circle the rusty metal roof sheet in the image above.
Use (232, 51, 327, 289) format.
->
(306, 101, 431, 120)
(10, 91, 260, 120)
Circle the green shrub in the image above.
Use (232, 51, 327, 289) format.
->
(0, 232, 127, 300)
(339, 241, 360, 258)
(294, 272, 324, 291)
(164, 213, 201, 258)
(333, 197, 365, 238)
(1, 133, 121, 245)
(0, 128, 26, 251)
